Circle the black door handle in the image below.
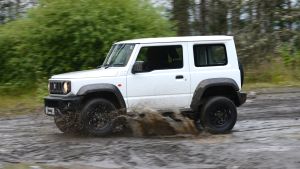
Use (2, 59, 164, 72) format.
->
(176, 75, 184, 79)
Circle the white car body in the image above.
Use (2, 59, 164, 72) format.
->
(49, 36, 241, 112)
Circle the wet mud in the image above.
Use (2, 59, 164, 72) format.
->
(115, 109, 198, 137)
(1, 88, 300, 169)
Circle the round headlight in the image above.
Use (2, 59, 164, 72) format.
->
(63, 81, 70, 94)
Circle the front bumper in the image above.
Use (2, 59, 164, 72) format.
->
(237, 92, 247, 106)
(44, 96, 82, 116)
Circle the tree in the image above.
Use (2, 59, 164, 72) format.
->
(0, 0, 174, 90)
(170, 0, 300, 66)
(172, 0, 190, 36)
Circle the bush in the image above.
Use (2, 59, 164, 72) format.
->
(279, 44, 300, 69)
(0, 0, 174, 92)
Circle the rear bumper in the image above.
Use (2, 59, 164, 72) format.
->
(44, 96, 82, 116)
(237, 92, 247, 106)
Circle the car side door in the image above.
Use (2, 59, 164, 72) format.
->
(126, 42, 191, 111)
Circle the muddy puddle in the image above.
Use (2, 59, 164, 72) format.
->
(1, 88, 300, 169)
(114, 108, 198, 137)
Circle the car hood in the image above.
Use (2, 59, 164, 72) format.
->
(51, 68, 122, 79)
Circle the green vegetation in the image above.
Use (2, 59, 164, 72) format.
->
(1, 163, 57, 169)
(0, 94, 43, 117)
(0, 0, 174, 94)
(0, 0, 174, 115)
(245, 60, 300, 84)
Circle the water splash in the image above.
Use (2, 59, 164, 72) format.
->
(114, 108, 199, 137)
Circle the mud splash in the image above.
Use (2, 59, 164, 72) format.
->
(114, 108, 199, 137)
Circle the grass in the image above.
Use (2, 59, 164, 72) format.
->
(0, 92, 44, 117)
(243, 81, 300, 91)
(1, 163, 57, 169)
(243, 58, 300, 91)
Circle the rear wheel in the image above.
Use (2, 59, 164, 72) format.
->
(81, 98, 117, 136)
(201, 96, 237, 134)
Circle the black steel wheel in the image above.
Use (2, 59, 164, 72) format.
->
(81, 98, 117, 136)
(201, 96, 237, 134)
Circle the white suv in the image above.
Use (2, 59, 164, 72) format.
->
(44, 36, 246, 135)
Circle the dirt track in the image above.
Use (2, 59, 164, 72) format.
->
(1, 88, 300, 169)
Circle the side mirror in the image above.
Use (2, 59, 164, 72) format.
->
(132, 61, 144, 74)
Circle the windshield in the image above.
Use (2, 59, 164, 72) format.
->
(102, 43, 135, 67)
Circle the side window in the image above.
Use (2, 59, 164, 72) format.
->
(136, 45, 183, 71)
(194, 44, 227, 67)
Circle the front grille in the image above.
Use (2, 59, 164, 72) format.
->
(49, 81, 64, 94)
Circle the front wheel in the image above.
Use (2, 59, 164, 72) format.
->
(81, 98, 117, 136)
(201, 97, 237, 134)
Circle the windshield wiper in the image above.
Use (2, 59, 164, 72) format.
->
(103, 63, 111, 69)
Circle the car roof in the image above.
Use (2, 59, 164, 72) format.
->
(115, 36, 233, 44)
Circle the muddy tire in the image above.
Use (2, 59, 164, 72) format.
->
(193, 114, 204, 132)
(54, 112, 81, 134)
(81, 98, 116, 136)
(201, 96, 237, 134)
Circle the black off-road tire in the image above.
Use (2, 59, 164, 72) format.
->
(81, 98, 117, 136)
(201, 96, 237, 134)
(193, 113, 204, 132)
(54, 111, 82, 134)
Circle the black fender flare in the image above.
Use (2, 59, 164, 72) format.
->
(190, 78, 239, 111)
(77, 83, 126, 109)
(238, 60, 244, 87)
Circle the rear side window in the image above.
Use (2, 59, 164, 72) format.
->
(193, 44, 227, 67)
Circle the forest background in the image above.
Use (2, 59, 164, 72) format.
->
(0, 0, 299, 112)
